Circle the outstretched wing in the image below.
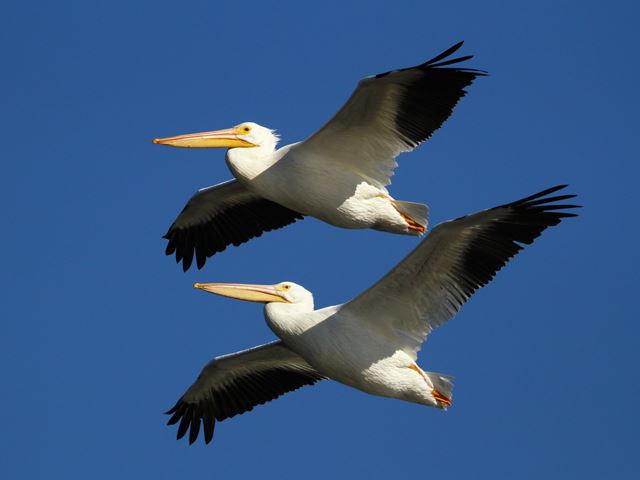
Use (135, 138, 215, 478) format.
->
(340, 185, 580, 357)
(166, 341, 324, 444)
(164, 179, 304, 271)
(293, 41, 486, 188)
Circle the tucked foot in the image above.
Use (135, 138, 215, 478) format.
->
(409, 363, 454, 409)
(398, 210, 426, 233)
(432, 388, 452, 408)
(379, 195, 428, 234)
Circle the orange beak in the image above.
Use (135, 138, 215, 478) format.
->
(194, 283, 289, 303)
(152, 127, 256, 148)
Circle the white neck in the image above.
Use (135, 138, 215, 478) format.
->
(226, 143, 278, 182)
(264, 300, 316, 338)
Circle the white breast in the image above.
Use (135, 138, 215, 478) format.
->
(265, 304, 430, 403)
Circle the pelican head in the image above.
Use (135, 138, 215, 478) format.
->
(194, 281, 312, 306)
(152, 122, 277, 149)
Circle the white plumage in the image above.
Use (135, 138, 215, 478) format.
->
(166, 186, 579, 444)
(154, 42, 485, 270)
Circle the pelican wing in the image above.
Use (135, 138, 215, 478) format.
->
(164, 179, 304, 271)
(341, 186, 579, 357)
(166, 340, 324, 444)
(294, 42, 486, 188)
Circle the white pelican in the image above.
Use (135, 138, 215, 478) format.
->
(165, 185, 579, 444)
(153, 42, 485, 270)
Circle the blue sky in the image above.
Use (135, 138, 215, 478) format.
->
(2, 0, 639, 478)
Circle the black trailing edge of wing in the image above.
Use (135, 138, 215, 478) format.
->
(164, 199, 304, 272)
(458, 184, 580, 295)
(377, 41, 487, 148)
(165, 368, 324, 445)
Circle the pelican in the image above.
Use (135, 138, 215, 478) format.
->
(165, 185, 579, 444)
(153, 42, 485, 271)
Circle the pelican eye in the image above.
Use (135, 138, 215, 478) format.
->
(241, 125, 251, 133)
(281, 284, 291, 290)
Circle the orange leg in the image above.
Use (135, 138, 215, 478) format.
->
(431, 389, 452, 407)
(398, 211, 426, 234)
(409, 363, 452, 407)
(377, 194, 425, 233)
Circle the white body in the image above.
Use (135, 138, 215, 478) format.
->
(156, 42, 484, 271)
(265, 300, 439, 406)
(227, 142, 421, 234)
(167, 185, 577, 444)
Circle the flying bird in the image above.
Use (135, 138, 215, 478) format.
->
(153, 41, 485, 271)
(165, 185, 579, 444)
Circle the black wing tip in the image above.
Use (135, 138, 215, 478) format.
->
(163, 203, 304, 271)
(519, 184, 568, 201)
(165, 400, 214, 445)
(452, 185, 580, 304)
(489, 185, 581, 244)
(373, 41, 487, 80)
(422, 41, 487, 74)
(450, 40, 465, 51)
(424, 41, 465, 66)
(505, 184, 582, 213)
(164, 404, 178, 416)
(164, 368, 323, 446)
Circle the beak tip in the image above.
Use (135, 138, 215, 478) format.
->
(152, 138, 161, 144)
(194, 283, 202, 289)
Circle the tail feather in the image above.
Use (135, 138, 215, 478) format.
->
(391, 199, 429, 230)
(426, 371, 454, 409)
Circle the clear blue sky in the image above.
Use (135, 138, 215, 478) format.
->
(2, 1, 638, 478)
